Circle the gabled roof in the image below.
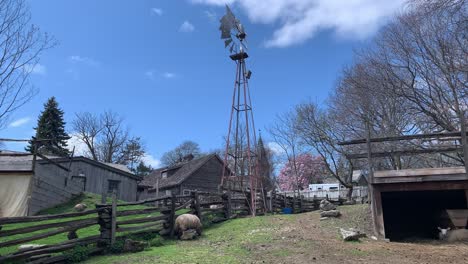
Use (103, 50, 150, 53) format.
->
(139, 154, 224, 189)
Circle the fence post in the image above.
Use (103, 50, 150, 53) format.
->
(299, 195, 304, 213)
(222, 191, 231, 219)
(110, 191, 117, 246)
(191, 191, 202, 222)
(169, 193, 176, 238)
(96, 204, 112, 248)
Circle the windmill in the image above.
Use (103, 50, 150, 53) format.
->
(219, 5, 261, 216)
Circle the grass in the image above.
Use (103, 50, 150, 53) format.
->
(0, 192, 153, 256)
(83, 215, 285, 264)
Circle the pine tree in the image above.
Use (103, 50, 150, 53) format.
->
(26, 97, 70, 156)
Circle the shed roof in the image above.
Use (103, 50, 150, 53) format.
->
(372, 167, 467, 184)
(0, 150, 137, 179)
(139, 154, 224, 189)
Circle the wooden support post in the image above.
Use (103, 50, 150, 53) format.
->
(269, 191, 274, 213)
(192, 191, 202, 222)
(283, 194, 287, 209)
(96, 204, 112, 248)
(299, 195, 303, 213)
(110, 191, 117, 246)
(223, 191, 231, 219)
(101, 191, 107, 205)
(169, 193, 176, 238)
(292, 196, 296, 214)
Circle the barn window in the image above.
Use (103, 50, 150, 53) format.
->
(165, 189, 172, 196)
(108, 180, 120, 195)
(71, 176, 87, 191)
(162, 171, 168, 178)
(183, 189, 192, 195)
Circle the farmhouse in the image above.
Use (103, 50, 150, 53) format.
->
(0, 150, 139, 217)
(138, 154, 225, 200)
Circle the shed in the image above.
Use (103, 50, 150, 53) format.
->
(352, 170, 368, 186)
(0, 151, 138, 217)
(371, 167, 468, 241)
(138, 154, 225, 200)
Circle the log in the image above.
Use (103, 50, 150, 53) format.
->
(0, 236, 101, 262)
(116, 215, 168, 225)
(0, 208, 104, 225)
(0, 218, 99, 237)
(0, 219, 99, 248)
(116, 222, 164, 232)
(116, 207, 163, 217)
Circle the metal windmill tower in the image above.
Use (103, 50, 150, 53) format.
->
(219, 5, 260, 216)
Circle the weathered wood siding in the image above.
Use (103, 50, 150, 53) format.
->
(30, 164, 82, 215)
(65, 161, 137, 202)
(180, 157, 223, 194)
(29, 160, 137, 214)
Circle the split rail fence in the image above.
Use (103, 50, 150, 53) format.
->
(0, 190, 323, 263)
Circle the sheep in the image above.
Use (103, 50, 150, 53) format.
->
(174, 214, 202, 238)
(438, 227, 468, 242)
(73, 203, 87, 212)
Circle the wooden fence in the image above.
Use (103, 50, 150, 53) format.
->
(0, 190, 325, 263)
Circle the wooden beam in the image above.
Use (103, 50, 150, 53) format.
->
(338, 131, 467, 146)
(346, 147, 462, 159)
(0, 208, 105, 225)
(376, 181, 468, 192)
(36, 153, 69, 172)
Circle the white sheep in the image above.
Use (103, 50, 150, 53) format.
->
(438, 227, 468, 242)
(174, 214, 202, 238)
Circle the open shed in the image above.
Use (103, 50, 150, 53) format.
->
(371, 167, 468, 240)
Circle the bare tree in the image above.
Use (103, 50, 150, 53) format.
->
(98, 111, 129, 163)
(0, 0, 55, 127)
(267, 110, 303, 195)
(72, 112, 101, 160)
(295, 102, 355, 199)
(161, 140, 201, 166)
(72, 111, 136, 164)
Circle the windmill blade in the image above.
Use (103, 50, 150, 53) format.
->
(224, 38, 233, 48)
(220, 5, 237, 39)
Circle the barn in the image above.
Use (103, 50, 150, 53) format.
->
(138, 154, 225, 200)
(0, 150, 139, 217)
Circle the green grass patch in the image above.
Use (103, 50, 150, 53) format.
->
(84, 216, 274, 264)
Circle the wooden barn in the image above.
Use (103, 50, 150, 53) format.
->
(0, 151, 139, 217)
(138, 154, 225, 200)
(341, 132, 468, 241)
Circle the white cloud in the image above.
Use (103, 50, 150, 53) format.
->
(204, 10, 217, 22)
(151, 8, 163, 16)
(9, 117, 31, 128)
(162, 72, 176, 79)
(24, 64, 46, 75)
(141, 154, 161, 168)
(267, 142, 285, 155)
(192, 0, 405, 47)
(179, 21, 195, 32)
(67, 133, 89, 156)
(68, 55, 100, 67)
(145, 70, 177, 80)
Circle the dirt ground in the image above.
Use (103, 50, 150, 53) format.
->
(248, 205, 468, 264)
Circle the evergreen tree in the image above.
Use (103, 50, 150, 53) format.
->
(134, 161, 153, 177)
(26, 97, 70, 156)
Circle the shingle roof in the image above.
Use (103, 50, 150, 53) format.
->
(139, 154, 223, 189)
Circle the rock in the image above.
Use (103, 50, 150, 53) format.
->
(18, 244, 46, 251)
(342, 200, 356, 205)
(74, 203, 87, 212)
(180, 229, 198, 240)
(320, 217, 329, 221)
(123, 239, 147, 252)
(320, 210, 341, 218)
(340, 228, 366, 241)
(319, 200, 336, 211)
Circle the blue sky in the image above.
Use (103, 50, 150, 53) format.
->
(2, 0, 405, 167)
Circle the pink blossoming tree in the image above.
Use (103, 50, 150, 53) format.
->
(277, 153, 325, 191)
